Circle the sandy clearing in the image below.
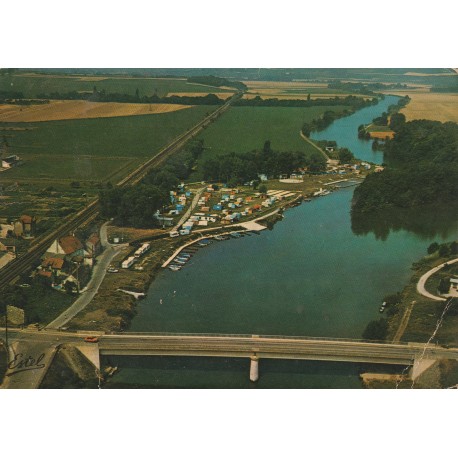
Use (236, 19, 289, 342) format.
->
(167, 92, 234, 99)
(369, 131, 395, 140)
(0, 100, 192, 122)
(395, 92, 458, 123)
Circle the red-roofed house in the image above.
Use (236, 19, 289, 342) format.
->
(86, 233, 101, 258)
(46, 235, 85, 263)
(13, 215, 36, 238)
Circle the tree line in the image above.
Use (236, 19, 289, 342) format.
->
(31, 89, 226, 106)
(234, 94, 377, 109)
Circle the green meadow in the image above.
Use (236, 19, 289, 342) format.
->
(196, 105, 350, 159)
(0, 74, 234, 98)
(1, 105, 214, 185)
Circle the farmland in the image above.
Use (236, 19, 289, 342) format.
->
(394, 92, 458, 123)
(0, 101, 192, 122)
(0, 73, 235, 98)
(242, 80, 357, 100)
(192, 105, 351, 175)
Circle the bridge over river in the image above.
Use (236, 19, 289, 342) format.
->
(2, 329, 458, 387)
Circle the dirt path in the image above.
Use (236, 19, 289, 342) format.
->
(299, 131, 330, 162)
(392, 301, 416, 343)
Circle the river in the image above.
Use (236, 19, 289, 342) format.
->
(104, 95, 458, 388)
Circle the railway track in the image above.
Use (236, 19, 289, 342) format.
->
(0, 92, 241, 290)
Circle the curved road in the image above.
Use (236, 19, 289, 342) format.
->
(416, 258, 458, 301)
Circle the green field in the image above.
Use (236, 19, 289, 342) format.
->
(1, 105, 215, 184)
(195, 105, 350, 159)
(0, 74, 234, 98)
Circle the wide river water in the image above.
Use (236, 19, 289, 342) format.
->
(105, 96, 458, 388)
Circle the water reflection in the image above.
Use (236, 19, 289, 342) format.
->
(351, 202, 458, 241)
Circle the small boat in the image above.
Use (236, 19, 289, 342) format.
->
(176, 257, 189, 262)
(173, 259, 186, 264)
(168, 265, 181, 271)
(214, 235, 226, 241)
(230, 232, 241, 238)
(179, 253, 192, 258)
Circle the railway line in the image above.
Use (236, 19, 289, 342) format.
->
(0, 92, 241, 290)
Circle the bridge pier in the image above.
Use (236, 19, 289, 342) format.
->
(250, 355, 259, 382)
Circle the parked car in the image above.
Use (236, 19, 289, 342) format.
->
(84, 336, 99, 343)
(107, 267, 119, 273)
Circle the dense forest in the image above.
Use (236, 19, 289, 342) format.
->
(98, 140, 205, 227)
(352, 119, 458, 213)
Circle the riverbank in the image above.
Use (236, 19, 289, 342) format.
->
(65, 193, 301, 333)
(386, 249, 458, 347)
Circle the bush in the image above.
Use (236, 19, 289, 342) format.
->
(362, 318, 388, 341)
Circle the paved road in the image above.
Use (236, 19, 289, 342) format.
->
(96, 333, 458, 365)
(172, 187, 206, 231)
(417, 257, 458, 301)
(45, 223, 128, 330)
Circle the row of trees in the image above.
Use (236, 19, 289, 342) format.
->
(235, 95, 377, 109)
(302, 110, 350, 137)
(32, 89, 226, 106)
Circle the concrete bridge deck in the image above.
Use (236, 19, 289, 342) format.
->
(2, 329, 458, 387)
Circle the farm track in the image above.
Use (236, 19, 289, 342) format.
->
(0, 92, 242, 290)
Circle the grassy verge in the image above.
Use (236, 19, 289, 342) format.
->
(386, 252, 458, 347)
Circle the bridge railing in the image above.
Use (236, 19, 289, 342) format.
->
(112, 331, 409, 345)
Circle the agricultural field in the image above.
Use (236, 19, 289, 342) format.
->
(0, 101, 192, 122)
(193, 105, 351, 173)
(242, 80, 356, 99)
(0, 73, 235, 98)
(0, 105, 215, 186)
(393, 92, 458, 123)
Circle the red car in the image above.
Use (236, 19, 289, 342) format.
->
(84, 336, 99, 343)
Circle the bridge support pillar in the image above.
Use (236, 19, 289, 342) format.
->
(250, 355, 259, 382)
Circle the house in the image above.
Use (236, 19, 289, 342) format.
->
(1, 155, 20, 169)
(46, 235, 85, 263)
(86, 233, 101, 258)
(40, 257, 65, 277)
(13, 215, 36, 238)
(0, 238, 17, 253)
(156, 215, 174, 227)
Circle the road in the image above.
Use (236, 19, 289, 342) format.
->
(172, 186, 206, 231)
(417, 257, 458, 301)
(45, 223, 128, 330)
